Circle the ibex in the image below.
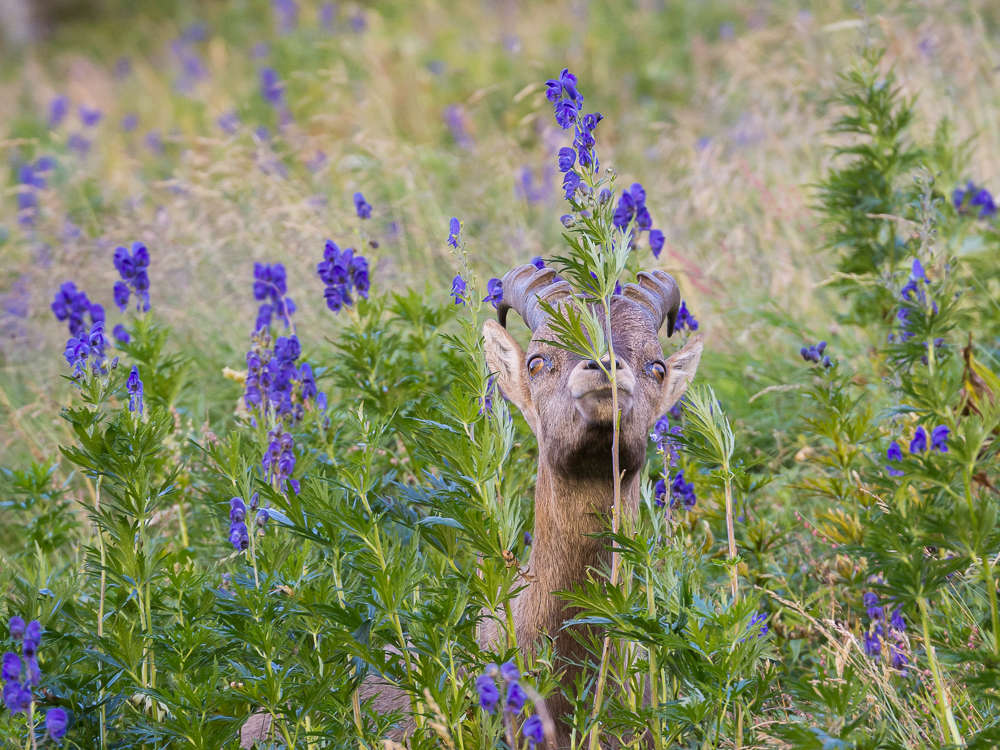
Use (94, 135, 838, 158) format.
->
(479, 263, 702, 746)
(242, 263, 702, 748)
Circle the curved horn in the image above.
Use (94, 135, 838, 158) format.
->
(496, 264, 573, 332)
(621, 270, 681, 336)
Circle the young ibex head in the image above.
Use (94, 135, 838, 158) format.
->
(484, 264, 702, 481)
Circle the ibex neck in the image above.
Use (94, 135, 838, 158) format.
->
(514, 460, 640, 650)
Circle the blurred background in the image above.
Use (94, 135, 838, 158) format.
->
(1, 0, 998, 463)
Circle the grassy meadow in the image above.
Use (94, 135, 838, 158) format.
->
(1, 0, 1000, 747)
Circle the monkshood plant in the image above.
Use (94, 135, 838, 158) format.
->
(782, 54, 1000, 747)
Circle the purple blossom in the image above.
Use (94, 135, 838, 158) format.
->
(444, 105, 473, 149)
(48, 96, 69, 128)
(523, 715, 544, 745)
(953, 181, 997, 219)
(260, 68, 284, 106)
(112, 242, 152, 312)
(9, 617, 25, 641)
(505, 681, 528, 712)
(79, 105, 102, 127)
(531, 256, 545, 270)
(2, 653, 19, 682)
(353, 192, 372, 219)
(649, 229, 665, 257)
(218, 111, 240, 134)
(500, 661, 519, 682)
(475, 673, 499, 712)
(450, 275, 467, 305)
(909, 426, 927, 454)
(545, 68, 583, 129)
(447, 217, 461, 248)
(483, 278, 502, 309)
(46, 707, 69, 742)
(126, 366, 144, 414)
(930, 424, 949, 453)
(675, 301, 699, 333)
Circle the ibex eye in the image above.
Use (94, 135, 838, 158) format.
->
(646, 361, 666, 382)
(527, 355, 549, 377)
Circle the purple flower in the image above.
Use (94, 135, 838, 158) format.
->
(675, 301, 699, 333)
(523, 715, 544, 745)
(953, 181, 997, 218)
(613, 191, 635, 228)
(475, 673, 499, 712)
(562, 170, 581, 200)
(505, 681, 528, 712)
(653, 478, 666, 507)
(218, 110, 240, 134)
(557, 147, 576, 173)
(545, 68, 583, 129)
(49, 96, 69, 128)
(483, 278, 502, 309)
(9, 617, 25, 641)
(930, 424, 949, 453)
(126, 366, 144, 414)
(229, 521, 249, 550)
(890, 608, 905, 632)
(113, 324, 130, 344)
(864, 629, 881, 657)
(447, 217, 461, 248)
(353, 192, 372, 219)
(79, 105, 102, 127)
(2, 681, 30, 714)
(500, 661, 519, 682)
(273, 0, 299, 31)
(531, 256, 545, 270)
(524, 531, 533, 546)
(909, 426, 927, 454)
(649, 229, 665, 257)
(230, 497, 246, 522)
(2, 653, 20, 682)
(450, 275, 467, 305)
(22, 621, 41, 657)
(260, 68, 284, 106)
(886, 441, 903, 462)
(671, 470, 696, 509)
(46, 707, 69, 742)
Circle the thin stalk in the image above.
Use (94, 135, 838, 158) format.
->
(588, 299, 623, 750)
(27, 698, 37, 750)
(917, 596, 962, 745)
(176, 500, 189, 548)
(723, 470, 739, 601)
(965, 468, 1000, 655)
(333, 554, 365, 738)
(645, 563, 663, 749)
(95, 476, 108, 750)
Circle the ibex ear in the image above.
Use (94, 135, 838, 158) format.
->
(483, 319, 537, 432)
(654, 334, 704, 424)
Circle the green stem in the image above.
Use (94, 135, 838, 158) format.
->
(588, 299, 623, 750)
(645, 564, 663, 749)
(917, 597, 962, 746)
(723, 469, 739, 601)
(95, 476, 108, 750)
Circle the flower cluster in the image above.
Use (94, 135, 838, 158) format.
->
(63, 320, 109, 376)
(474, 661, 544, 746)
(450, 275, 467, 305)
(892, 259, 937, 344)
(51, 281, 104, 338)
(747, 611, 769, 638)
(545, 68, 584, 130)
(126, 366, 144, 414)
(228, 494, 269, 550)
(862, 591, 908, 671)
(245, 331, 316, 421)
(3, 617, 67, 742)
(483, 278, 502, 309)
(953, 181, 997, 219)
(112, 242, 152, 312)
(446, 217, 461, 248)
(654, 469, 697, 510)
(353, 191, 372, 219)
(650, 413, 682, 467)
(884, 424, 949, 476)
(799, 340, 831, 367)
(253, 263, 295, 330)
(612, 183, 666, 255)
(316, 241, 371, 313)
(263, 427, 298, 494)
(675, 301, 699, 333)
